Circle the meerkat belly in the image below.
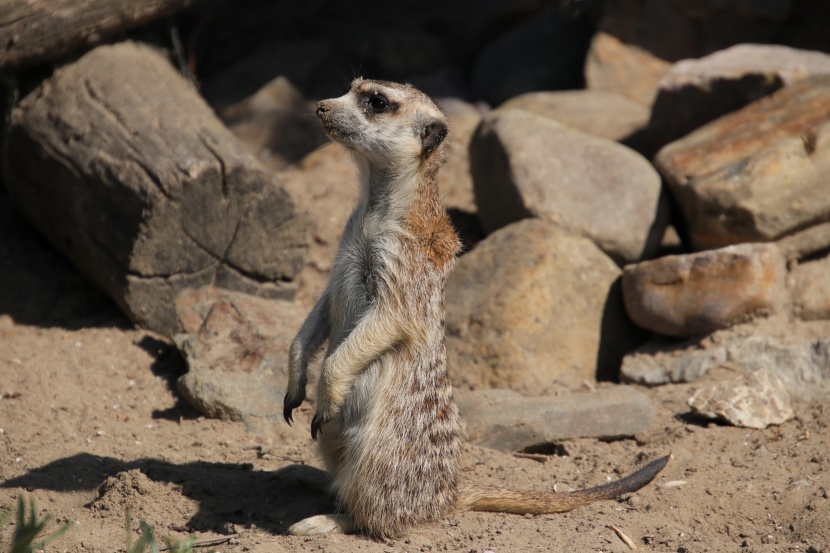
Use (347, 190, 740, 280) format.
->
(332, 343, 463, 537)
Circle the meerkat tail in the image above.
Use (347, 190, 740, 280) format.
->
(458, 454, 671, 515)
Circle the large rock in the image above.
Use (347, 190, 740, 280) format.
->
(649, 44, 830, 149)
(446, 219, 642, 392)
(173, 287, 307, 422)
(4, 42, 310, 335)
(655, 76, 830, 251)
(280, 143, 358, 308)
(792, 255, 830, 321)
(435, 99, 481, 213)
(585, 0, 792, 106)
(622, 243, 787, 337)
(688, 369, 794, 429)
(584, 31, 672, 107)
(499, 89, 650, 146)
(219, 76, 327, 171)
(469, 109, 666, 264)
(456, 386, 655, 452)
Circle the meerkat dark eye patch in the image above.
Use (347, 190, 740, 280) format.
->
(366, 93, 395, 114)
(420, 120, 448, 155)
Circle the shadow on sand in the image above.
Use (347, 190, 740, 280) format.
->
(1, 453, 337, 535)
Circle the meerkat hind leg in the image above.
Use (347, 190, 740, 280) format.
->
(287, 514, 355, 536)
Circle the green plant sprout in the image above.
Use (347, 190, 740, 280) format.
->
(126, 512, 219, 553)
(1, 496, 71, 553)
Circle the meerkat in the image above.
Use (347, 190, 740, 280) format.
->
(282, 78, 670, 539)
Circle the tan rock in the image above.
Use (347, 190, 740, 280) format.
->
(622, 243, 787, 337)
(436, 98, 481, 213)
(173, 287, 307, 421)
(469, 109, 666, 264)
(220, 76, 327, 171)
(792, 255, 830, 321)
(585, 31, 671, 107)
(280, 143, 358, 308)
(499, 89, 650, 143)
(776, 220, 830, 261)
(649, 44, 830, 149)
(655, 76, 830, 250)
(446, 219, 641, 392)
(688, 369, 794, 429)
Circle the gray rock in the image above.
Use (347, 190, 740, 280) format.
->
(499, 89, 650, 148)
(688, 369, 794, 429)
(620, 318, 830, 401)
(457, 386, 655, 452)
(725, 336, 830, 402)
(446, 219, 642, 392)
(649, 44, 830, 149)
(622, 243, 787, 337)
(622, 340, 726, 386)
(655, 75, 830, 251)
(173, 287, 307, 421)
(792, 254, 830, 321)
(470, 109, 666, 264)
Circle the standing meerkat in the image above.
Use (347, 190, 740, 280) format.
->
(283, 78, 669, 539)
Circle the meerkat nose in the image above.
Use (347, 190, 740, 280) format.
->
(316, 102, 331, 117)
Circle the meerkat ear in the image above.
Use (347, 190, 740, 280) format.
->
(421, 120, 448, 155)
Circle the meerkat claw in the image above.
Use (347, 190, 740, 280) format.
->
(311, 414, 324, 441)
(283, 392, 303, 425)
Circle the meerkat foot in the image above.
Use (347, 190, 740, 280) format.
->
(287, 514, 354, 536)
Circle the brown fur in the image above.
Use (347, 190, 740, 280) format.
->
(283, 79, 669, 539)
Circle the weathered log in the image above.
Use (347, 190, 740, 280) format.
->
(0, 0, 201, 72)
(4, 41, 310, 335)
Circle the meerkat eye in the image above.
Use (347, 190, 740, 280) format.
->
(368, 94, 389, 113)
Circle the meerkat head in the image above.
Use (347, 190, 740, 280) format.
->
(316, 78, 448, 172)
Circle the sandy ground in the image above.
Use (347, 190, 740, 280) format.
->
(1, 203, 828, 553)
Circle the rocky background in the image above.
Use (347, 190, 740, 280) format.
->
(1, 0, 829, 551)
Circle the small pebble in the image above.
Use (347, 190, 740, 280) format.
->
(553, 482, 572, 493)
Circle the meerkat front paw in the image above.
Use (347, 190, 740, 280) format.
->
(311, 393, 337, 441)
(283, 384, 306, 425)
(311, 372, 345, 440)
